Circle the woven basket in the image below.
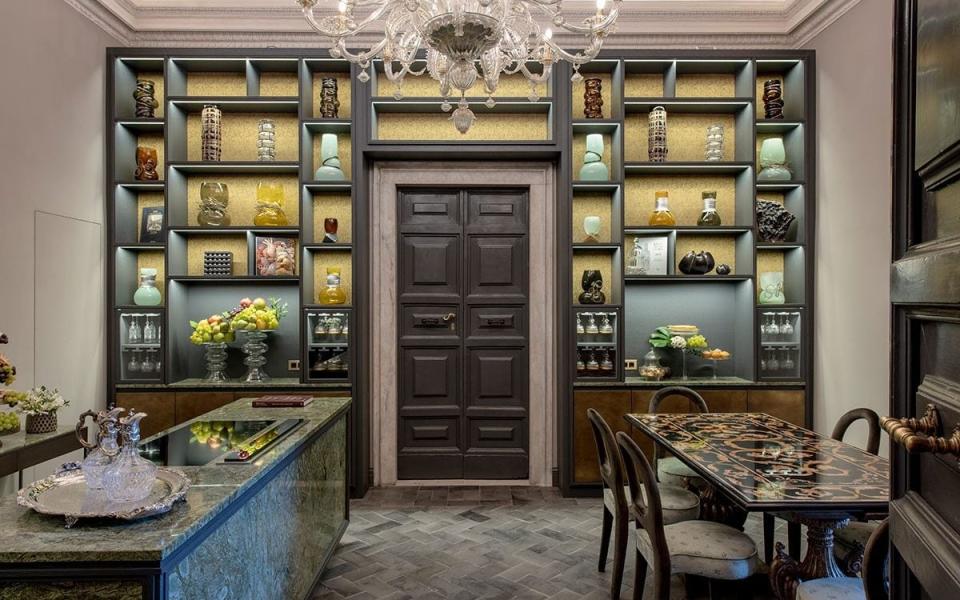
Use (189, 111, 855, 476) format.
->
(25, 412, 57, 434)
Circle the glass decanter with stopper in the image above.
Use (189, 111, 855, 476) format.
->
(103, 411, 157, 503)
(648, 191, 676, 226)
(253, 182, 289, 226)
(133, 268, 162, 306)
(697, 191, 722, 226)
(197, 182, 230, 226)
(318, 267, 347, 305)
(77, 407, 124, 490)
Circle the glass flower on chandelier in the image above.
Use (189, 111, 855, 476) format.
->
(297, 0, 621, 133)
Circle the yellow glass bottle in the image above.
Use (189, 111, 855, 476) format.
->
(253, 182, 289, 226)
(648, 190, 676, 226)
(318, 267, 347, 305)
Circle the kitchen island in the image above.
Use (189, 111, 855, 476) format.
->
(0, 395, 350, 600)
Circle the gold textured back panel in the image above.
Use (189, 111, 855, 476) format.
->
(756, 74, 785, 112)
(136, 193, 165, 238)
(572, 251, 614, 304)
(756, 250, 785, 281)
(138, 133, 165, 175)
(186, 235, 248, 276)
(625, 175, 737, 226)
(311, 133, 353, 179)
(312, 250, 353, 305)
(259, 72, 299, 97)
(572, 73, 613, 119)
(186, 72, 247, 96)
(136, 72, 164, 117)
(625, 113, 735, 162)
(376, 113, 549, 141)
(572, 132, 613, 179)
(675, 235, 736, 274)
(312, 72, 352, 119)
(186, 113, 299, 162)
(312, 193, 352, 244)
(676, 74, 736, 98)
(573, 192, 614, 244)
(136, 250, 166, 302)
(757, 192, 785, 205)
(376, 71, 547, 99)
(624, 74, 664, 98)
(185, 175, 299, 226)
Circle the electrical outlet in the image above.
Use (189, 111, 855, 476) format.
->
(624, 359, 638, 370)
(288, 360, 301, 371)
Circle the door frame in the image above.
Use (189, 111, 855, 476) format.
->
(369, 162, 557, 486)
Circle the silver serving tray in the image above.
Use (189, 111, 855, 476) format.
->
(17, 464, 190, 528)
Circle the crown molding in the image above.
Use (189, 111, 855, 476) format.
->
(66, 0, 862, 48)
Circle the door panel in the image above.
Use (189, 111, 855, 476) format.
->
(398, 189, 529, 479)
(891, 1, 960, 598)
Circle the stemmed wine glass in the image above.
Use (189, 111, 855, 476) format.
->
(575, 313, 585, 335)
(143, 315, 158, 344)
(127, 315, 142, 345)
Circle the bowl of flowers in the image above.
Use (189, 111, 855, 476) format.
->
(15, 386, 69, 434)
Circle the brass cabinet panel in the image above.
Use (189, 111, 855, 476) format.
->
(174, 392, 235, 425)
(573, 390, 631, 483)
(746, 390, 805, 426)
(701, 390, 748, 413)
(114, 392, 175, 438)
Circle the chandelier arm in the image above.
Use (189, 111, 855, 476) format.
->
(540, 36, 602, 65)
(524, 0, 622, 35)
(383, 56, 427, 83)
(301, 3, 391, 37)
(518, 62, 552, 84)
(334, 37, 390, 64)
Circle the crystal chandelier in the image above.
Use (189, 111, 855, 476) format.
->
(297, 0, 621, 133)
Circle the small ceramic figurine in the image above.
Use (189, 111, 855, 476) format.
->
(578, 270, 606, 304)
(135, 146, 160, 181)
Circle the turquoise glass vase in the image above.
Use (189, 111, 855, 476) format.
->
(578, 133, 609, 181)
(133, 268, 162, 306)
(758, 137, 791, 181)
(314, 133, 346, 181)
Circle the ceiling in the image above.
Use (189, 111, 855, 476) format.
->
(68, 0, 862, 47)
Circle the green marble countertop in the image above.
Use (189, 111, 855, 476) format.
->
(575, 376, 806, 388)
(0, 395, 351, 564)
(0, 424, 78, 458)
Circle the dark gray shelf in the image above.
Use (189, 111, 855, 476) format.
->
(625, 226, 752, 235)
(168, 276, 300, 284)
(168, 161, 299, 174)
(624, 98, 753, 114)
(625, 162, 753, 174)
(167, 97, 299, 113)
(115, 119, 165, 133)
(625, 275, 752, 282)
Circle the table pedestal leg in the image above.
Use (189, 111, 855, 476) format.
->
(769, 515, 850, 600)
(698, 484, 748, 529)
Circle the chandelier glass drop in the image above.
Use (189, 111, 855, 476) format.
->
(297, 0, 621, 133)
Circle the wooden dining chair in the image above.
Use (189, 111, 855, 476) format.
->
(647, 386, 709, 491)
(794, 518, 889, 600)
(616, 431, 759, 600)
(763, 408, 882, 565)
(587, 409, 700, 600)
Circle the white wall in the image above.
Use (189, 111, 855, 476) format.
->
(805, 0, 894, 450)
(0, 0, 118, 486)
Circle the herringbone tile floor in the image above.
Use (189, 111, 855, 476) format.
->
(311, 486, 785, 600)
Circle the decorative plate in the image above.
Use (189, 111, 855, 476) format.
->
(17, 464, 190, 528)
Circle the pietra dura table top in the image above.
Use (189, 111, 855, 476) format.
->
(626, 412, 889, 513)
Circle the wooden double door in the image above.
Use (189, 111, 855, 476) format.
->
(397, 188, 529, 480)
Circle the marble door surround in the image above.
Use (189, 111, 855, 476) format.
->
(370, 162, 557, 486)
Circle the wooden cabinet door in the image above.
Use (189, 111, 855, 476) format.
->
(572, 390, 631, 483)
(889, 2, 960, 598)
(174, 392, 234, 425)
(114, 392, 175, 438)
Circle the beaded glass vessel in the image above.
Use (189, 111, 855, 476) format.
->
(257, 118, 276, 162)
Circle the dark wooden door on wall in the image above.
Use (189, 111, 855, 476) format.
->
(397, 188, 529, 480)
(889, 1, 960, 598)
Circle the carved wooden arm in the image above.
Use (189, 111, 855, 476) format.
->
(882, 404, 960, 455)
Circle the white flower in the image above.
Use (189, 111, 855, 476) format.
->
(18, 386, 69, 416)
(670, 336, 687, 349)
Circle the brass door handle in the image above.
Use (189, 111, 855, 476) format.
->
(881, 404, 960, 455)
(442, 313, 456, 321)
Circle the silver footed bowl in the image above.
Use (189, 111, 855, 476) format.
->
(17, 463, 189, 528)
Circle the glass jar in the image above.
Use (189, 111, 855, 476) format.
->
(253, 182, 289, 226)
(318, 268, 347, 305)
(648, 191, 676, 226)
(697, 192, 722, 226)
(133, 268, 162, 306)
(103, 412, 157, 503)
(197, 182, 231, 226)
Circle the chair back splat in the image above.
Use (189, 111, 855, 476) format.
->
(831, 408, 882, 455)
(616, 431, 671, 600)
(647, 386, 709, 470)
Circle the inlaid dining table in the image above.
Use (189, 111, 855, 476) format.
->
(625, 412, 889, 600)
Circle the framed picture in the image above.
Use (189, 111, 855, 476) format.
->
(139, 207, 164, 243)
(624, 234, 669, 276)
(255, 236, 297, 277)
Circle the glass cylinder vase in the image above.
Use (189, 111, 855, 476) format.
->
(240, 330, 271, 383)
(200, 104, 222, 162)
(203, 342, 229, 383)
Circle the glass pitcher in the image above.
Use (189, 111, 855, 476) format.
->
(103, 412, 157, 503)
(77, 407, 125, 490)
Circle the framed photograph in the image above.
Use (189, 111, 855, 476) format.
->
(139, 207, 164, 243)
(624, 234, 669, 276)
(255, 236, 297, 277)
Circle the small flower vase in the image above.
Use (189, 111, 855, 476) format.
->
(583, 78, 603, 119)
(763, 79, 784, 119)
(648, 106, 668, 162)
(704, 124, 724, 162)
(578, 133, 609, 181)
(257, 118, 277, 162)
(198, 182, 231, 226)
(758, 137, 791, 181)
(203, 342, 230, 383)
(583, 215, 601, 243)
(314, 133, 346, 181)
(320, 77, 340, 118)
(323, 217, 339, 243)
(759, 271, 786, 304)
(133, 80, 159, 118)
(201, 104, 222, 162)
(26, 412, 57, 434)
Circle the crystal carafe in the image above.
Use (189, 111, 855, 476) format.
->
(318, 268, 347, 305)
(103, 412, 157, 503)
(133, 269, 162, 306)
(697, 192, 722, 226)
(77, 407, 124, 490)
(648, 191, 676, 226)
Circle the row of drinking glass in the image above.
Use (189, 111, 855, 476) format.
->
(126, 348, 162, 374)
(126, 314, 161, 345)
(760, 348, 797, 372)
(577, 349, 616, 373)
(576, 313, 616, 335)
(760, 312, 799, 338)
(312, 314, 349, 337)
